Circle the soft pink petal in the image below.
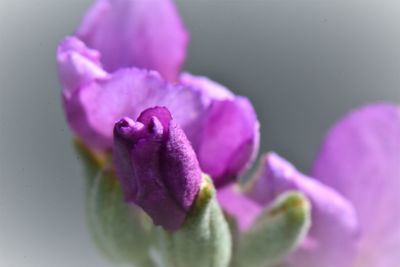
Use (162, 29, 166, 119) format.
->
(312, 103, 400, 267)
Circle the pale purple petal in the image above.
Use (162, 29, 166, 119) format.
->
(180, 72, 234, 102)
(77, 0, 188, 81)
(199, 98, 260, 187)
(64, 67, 205, 151)
(312, 103, 400, 267)
(217, 185, 262, 232)
(181, 73, 260, 187)
(57, 36, 108, 95)
(248, 152, 359, 267)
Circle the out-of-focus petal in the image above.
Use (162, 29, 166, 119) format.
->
(217, 185, 262, 232)
(65, 67, 205, 151)
(77, 0, 189, 81)
(57, 36, 108, 95)
(312, 103, 400, 267)
(181, 73, 260, 187)
(248, 152, 359, 267)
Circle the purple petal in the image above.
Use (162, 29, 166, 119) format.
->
(77, 0, 189, 81)
(63, 66, 205, 151)
(217, 185, 262, 232)
(248, 152, 359, 267)
(180, 72, 234, 102)
(312, 103, 400, 266)
(113, 107, 201, 231)
(181, 73, 260, 187)
(136, 106, 172, 131)
(57, 36, 108, 95)
(199, 98, 260, 187)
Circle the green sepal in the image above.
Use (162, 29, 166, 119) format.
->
(74, 140, 154, 267)
(235, 191, 311, 267)
(152, 174, 232, 267)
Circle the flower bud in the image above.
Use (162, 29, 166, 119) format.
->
(113, 107, 202, 231)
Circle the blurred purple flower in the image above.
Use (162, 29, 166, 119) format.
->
(248, 153, 358, 267)
(247, 103, 400, 267)
(312, 103, 400, 267)
(56, 0, 259, 186)
(113, 107, 202, 231)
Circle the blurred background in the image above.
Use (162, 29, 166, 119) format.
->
(1, 0, 400, 266)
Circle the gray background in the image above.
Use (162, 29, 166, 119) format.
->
(1, 0, 399, 266)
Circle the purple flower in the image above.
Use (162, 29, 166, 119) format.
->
(113, 107, 202, 231)
(57, 40, 205, 151)
(57, 0, 259, 186)
(76, 0, 188, 81)
(247, 103, 400, 267)
(57, 38, 259, 185)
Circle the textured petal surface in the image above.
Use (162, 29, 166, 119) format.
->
(312, 103, 400, 267)
(182, 73, 260, 187)
(217, 185, 262, 232)
(248, 152, 359, 267)
(64, 67, 205, 151)
(77, 0, 188, 81)
(113, 107, 201, 231)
